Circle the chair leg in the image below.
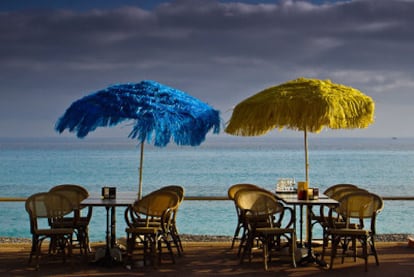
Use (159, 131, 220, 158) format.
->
(231, 223, 242, 249)
(290, 232, 297, 268)
(167, 242, 176, 264)
(361, 236, 368, 272)
(240, 231, 254, 264)
(237, 228, 248, 257)
(78, 227, 91, 255)
(177, 235, 184, 253)
(321, 233, 328, 262)
(143, 239, 150, 266)
(35, 240, 42, 270)
(49, 237, 56, 254)
(171, 235, 181, 256)
(262, 237, 269, 271)
(157, 237, 176, 265)
(322, 226, 329, 247)
(370, 237, 380, 266)
(330, 235, 340, 270)
(150, 235, 158, 268)
(29, 235, 37, 265)
(143, 235, 156, 267)
(125, 234, 132, 266)
(171, 226, 183, 256)
(65, 235, 73, 267)
(57, 235, 72, 264)
(30, 236, 43, 270)
(352, 237, 357, 262)
(341, 237, 350, 264)
(177, 235, 184, 254)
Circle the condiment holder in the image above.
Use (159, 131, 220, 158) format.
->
(101, 186, 116, 199)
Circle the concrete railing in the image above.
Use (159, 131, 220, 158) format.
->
(1, 196, 414, 202)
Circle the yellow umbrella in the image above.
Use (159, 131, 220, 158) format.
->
(225, 77, 375, 183)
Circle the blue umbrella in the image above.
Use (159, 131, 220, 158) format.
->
(55, 80, 220, 198)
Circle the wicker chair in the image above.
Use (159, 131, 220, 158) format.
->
(25, 192, 74, 269)
(311, 184, 360, 245)
(49, 184, 92, 255)
(324, 191, 384, 272)
(124, 190, 179, 268)
(228, 183, 260, 249)
(157, 185, 185, 255)
(312, 184, 359, 225)
(235, 189, 297, 270)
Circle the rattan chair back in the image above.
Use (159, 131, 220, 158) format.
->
(336, 191, 384, 225)
(235, 189, 282, 218)
(49, 184, 89, 208)
(26, 191, 74, 225)
(228, 183, 259, 200)
(324, 184, 359, 197)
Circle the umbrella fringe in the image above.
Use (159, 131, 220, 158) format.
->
(56, 80, 221, 146)
(225, 78, 374, 136)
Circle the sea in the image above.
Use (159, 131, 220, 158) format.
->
(1, 136, 414, 242)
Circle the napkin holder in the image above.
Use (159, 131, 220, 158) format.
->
(102, 186, 116, 199)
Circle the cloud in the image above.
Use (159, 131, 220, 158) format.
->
(1, 0, 414, 137)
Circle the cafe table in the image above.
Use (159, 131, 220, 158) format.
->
(275, 192, 338, 266)
(81, 192, 137, 266)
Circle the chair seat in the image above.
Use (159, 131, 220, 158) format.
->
(329, 228, 371, 236)
(131, 221, 161, 228)
(52, 218, 80, 228)
(35, 228, 74, 236)
(256, 227, 295, 236)
(56, 217, 90, 225)
(126, 227, 159, 235)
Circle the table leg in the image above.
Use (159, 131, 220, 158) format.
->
(92, 206, 120, 267)
(299, 205, 303, 248)
(306, 205, 313, 258)
(109, 206, 123, 265)
(299, 204, 327, 267)
(110, 206, 116, 248)
(99, 206, 114, 266)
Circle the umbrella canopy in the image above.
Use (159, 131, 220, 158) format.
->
(225, 77, 375, 182)
(56, 80, 220, 198)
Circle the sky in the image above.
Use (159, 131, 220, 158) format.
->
(1, 0, 414, 140)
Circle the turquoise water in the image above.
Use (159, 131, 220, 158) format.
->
(1, 136, 414, 241)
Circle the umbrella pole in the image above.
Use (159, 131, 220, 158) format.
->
(304, 129, 309, 183)
(304, 129, 310, 243)
(138, 142, 144, 199)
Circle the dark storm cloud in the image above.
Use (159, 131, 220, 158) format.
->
(1, 0, 414, 137)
